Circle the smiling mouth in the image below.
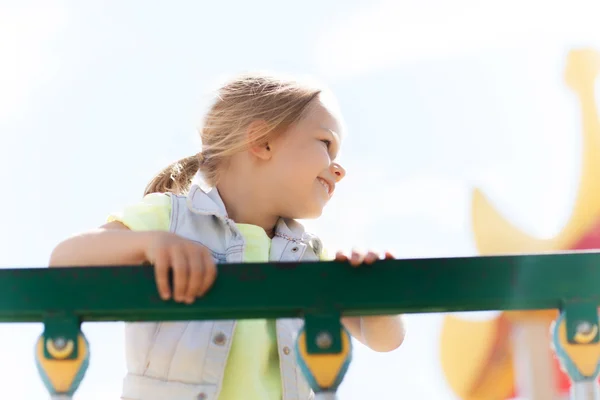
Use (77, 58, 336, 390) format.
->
(317, 177, 334, 196)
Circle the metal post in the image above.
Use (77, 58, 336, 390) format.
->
(571, 382, 600, 400)
(512, 321, 560, 400)
(314, 393, 339, 400)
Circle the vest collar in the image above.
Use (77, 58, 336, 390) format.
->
(186, 170, 319, 247)
(186, 184, 229, 220)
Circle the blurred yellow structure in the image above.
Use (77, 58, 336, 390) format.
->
(440, 48, 600, 400)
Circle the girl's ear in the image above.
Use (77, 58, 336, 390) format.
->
(246, 120, 272, 161)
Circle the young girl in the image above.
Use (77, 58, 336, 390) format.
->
(49, 73, 405, 400)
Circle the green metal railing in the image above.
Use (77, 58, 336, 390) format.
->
(3, 252, 600, 399)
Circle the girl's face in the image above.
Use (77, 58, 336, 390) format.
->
(267, 96, 346, 219)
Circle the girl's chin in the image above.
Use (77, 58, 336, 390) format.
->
(298, 203, 326, 220)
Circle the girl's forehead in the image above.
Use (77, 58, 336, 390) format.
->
(305, 97, 345, 137)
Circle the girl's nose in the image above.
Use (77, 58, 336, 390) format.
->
(331, 163, 346, 182)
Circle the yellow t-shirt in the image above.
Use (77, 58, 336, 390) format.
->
(108, 193, 282, 400)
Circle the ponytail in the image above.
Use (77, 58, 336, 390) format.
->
(144, 154, 202, 196)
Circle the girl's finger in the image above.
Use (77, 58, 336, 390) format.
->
(198, 249, 217, 297)
(154, 249, 171, 300)
(171, 248, 189, 303)
(185, 249, 204, 304)
(350, 249, 364, 267)
(364, 251, 379, 264)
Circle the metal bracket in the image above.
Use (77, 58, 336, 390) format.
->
(304, 312, 343, 354)
(43, 314, 81, 360)
(553, 301, 600, 397)
(563, 302, 600, 345)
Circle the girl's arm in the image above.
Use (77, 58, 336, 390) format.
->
(49, 221, 152, 267)
(50, 221, 217, 303)
(342, 315, 405, 352)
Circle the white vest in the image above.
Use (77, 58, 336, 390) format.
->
(121, 184, 322, 400)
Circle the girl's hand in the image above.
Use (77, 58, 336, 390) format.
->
(144, 232, 217, 304)
(335, 249, 395, 267)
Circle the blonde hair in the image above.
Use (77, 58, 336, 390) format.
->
(144, 73, 322, 196)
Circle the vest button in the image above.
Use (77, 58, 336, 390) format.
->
(283, 346, 291, 355)
(213, 332, 227, 346)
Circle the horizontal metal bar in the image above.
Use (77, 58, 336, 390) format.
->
(0, 252, 598, 323)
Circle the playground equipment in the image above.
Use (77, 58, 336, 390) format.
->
(0, 253, 596, 399)
(441, 47, 600, 400)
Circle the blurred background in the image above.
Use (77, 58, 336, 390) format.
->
(2, 0, 600, 398)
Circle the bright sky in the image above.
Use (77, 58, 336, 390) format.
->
(1, 0, 600, 398)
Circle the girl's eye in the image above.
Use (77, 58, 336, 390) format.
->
(321, 139, 331, 148)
